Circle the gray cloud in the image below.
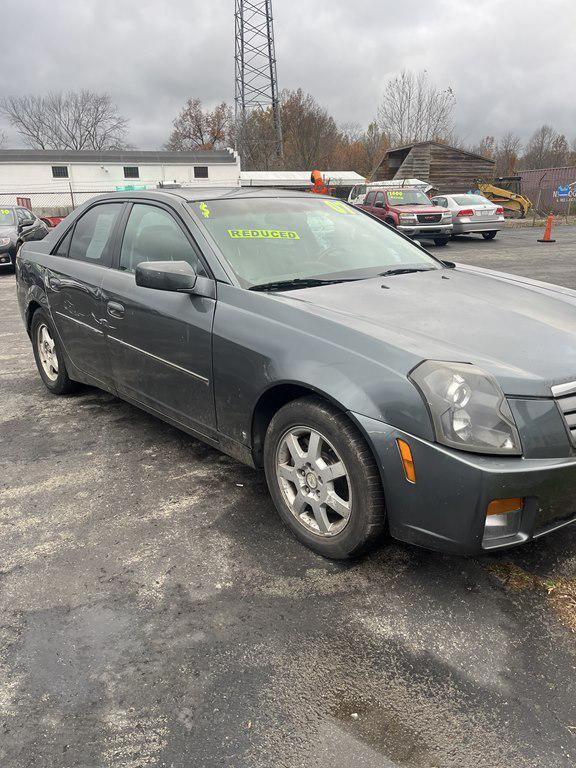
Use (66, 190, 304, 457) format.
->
(1, 0, 574, 150)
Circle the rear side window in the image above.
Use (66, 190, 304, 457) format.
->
(54, 228, 73, 257)
(119, 203, 205, 275)
(68, 203, 123, 265)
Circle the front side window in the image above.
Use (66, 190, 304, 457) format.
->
(374, 192, 385, 207)
(124, 166, 139, 179)
(52, 166, 69, 178)
(68, 203, 123, 264)
(364, 192, 376, 206)
(17, 208, 34, 224)
(192, 197, 439, 288)
(119, 204, 204, 274)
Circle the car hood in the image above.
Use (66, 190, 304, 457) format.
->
(280, 265, 576, 397)
(390, 205, 446, 214)
(0, 225, 15, 237)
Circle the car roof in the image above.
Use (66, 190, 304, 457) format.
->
(94, 186, 333, 204)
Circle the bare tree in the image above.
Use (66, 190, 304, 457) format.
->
(521, 124, 569, 169)
(166, 99, 232, 151)
(471, 136, 496, 158)
(377, 70, 456, 147)
(0, 91, 129, 150)
(494, 132, 522, 176)
(0, 129, 6, 147)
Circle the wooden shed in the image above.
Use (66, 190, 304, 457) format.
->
(373, 141, 495, 193)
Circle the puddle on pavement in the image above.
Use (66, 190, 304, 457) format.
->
(331, 698, 432, 767)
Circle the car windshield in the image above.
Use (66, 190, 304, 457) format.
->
(0, 208, 14, 225)
(452, 195, 492, 206)
(192, 197, 440, 288)
(385, 189, 431, 206)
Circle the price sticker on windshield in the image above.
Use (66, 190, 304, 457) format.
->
(228, 229, 300, 240)
(323, 200, 357, 214)
(0, 209, 9, 214)
(388, 191, 405, 199)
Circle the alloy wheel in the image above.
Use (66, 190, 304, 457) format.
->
(275, 426, 352, 537)
(37, 323, 59, 382)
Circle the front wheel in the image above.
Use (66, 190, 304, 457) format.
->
(434, 237, 449, 246)
(482, 231, 497, 240)
(263, 396, 386, 559)
(31, 309, 77, 395)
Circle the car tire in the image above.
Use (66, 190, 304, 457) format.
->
(482, 231, 497, 240)
(263, 396, 386, 559)
(30, 309, 78, 395)
(434, 237, 449, 246)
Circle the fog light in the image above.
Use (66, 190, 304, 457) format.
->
(483, 498, 524, 544)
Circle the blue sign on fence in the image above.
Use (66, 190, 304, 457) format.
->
(557, 185, 571, 199)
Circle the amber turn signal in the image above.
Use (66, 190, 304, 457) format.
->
(487, 498, 524, 516)
(397, 439, 416, 483)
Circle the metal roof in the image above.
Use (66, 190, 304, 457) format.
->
(385, 141, 494, 163)
(0, 148, 238, 165)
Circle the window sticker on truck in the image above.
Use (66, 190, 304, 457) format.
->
(198, 202, 211, 218)
(228, 229, 300, 240)
(388, 191, 405, 199)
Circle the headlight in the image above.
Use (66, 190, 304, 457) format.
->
(410, 360, 522, 455)
(399, 214, 417, 222)
(0, 237, 11, 247)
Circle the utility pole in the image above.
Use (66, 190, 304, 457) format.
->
(234, 0, 283, 164)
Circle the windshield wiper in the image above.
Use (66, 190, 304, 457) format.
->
(378, 267, 435, 277)
(249, 277, 359, 292)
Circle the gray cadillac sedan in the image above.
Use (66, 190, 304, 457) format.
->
(15, 188, 576, 559)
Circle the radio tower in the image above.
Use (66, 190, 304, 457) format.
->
(234, 0, 283, 162)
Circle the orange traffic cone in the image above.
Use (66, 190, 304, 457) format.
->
(538, 214, 556, 243)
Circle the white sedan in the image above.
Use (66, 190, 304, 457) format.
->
(430, 194, 505, 240)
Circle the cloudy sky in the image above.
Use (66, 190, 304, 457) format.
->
(1, 0, 574, 150)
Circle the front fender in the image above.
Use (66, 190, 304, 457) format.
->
(212, 284, 433, 446)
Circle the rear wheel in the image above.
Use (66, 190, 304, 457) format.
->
(31, 309, 77, 395)
(434, 237, 449, 246)
(263, 396, 386, 559)
(481, 231, 497, 240)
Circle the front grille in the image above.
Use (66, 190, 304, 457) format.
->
(552, 380, 576, 445)
(417, 213, 442, 224)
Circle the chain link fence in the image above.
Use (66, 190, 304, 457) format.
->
(0, 188, 116, 217)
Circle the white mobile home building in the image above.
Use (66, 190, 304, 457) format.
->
(0, 148, 241, 214)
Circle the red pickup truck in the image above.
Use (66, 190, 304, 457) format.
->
(360, 187, 453, 246)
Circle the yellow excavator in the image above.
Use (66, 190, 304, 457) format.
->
(476, 177, 532, 218)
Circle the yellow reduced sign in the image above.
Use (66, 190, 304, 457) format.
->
(228, 229, 300, 240)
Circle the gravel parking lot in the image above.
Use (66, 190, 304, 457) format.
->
(1, 227, 575, 768)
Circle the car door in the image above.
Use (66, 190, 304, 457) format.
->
(371, 191, 387, 220)
(361, 191, 376, 214)
(46, 201, 124, 389)
(100, 201, 217, 434)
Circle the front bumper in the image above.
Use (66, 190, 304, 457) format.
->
(353, 412, 576, 554)
(0, 244, 16, 266)
(397, 223, 452, 239)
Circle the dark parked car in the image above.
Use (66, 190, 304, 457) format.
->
(15, 188, 576, 558)
(0, 205, 49, 269)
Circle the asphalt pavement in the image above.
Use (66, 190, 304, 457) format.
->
(1, 227, 575, 768)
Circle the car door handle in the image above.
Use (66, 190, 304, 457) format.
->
(107, 301, 125, 319)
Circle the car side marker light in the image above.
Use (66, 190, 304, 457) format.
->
(397, 439, 416, 483)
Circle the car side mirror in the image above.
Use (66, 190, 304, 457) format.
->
(135, 260, 198, 293)
(374, 200, 383, 209)
(17, 222, 25, 232)
(431, 200, 438, 206)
